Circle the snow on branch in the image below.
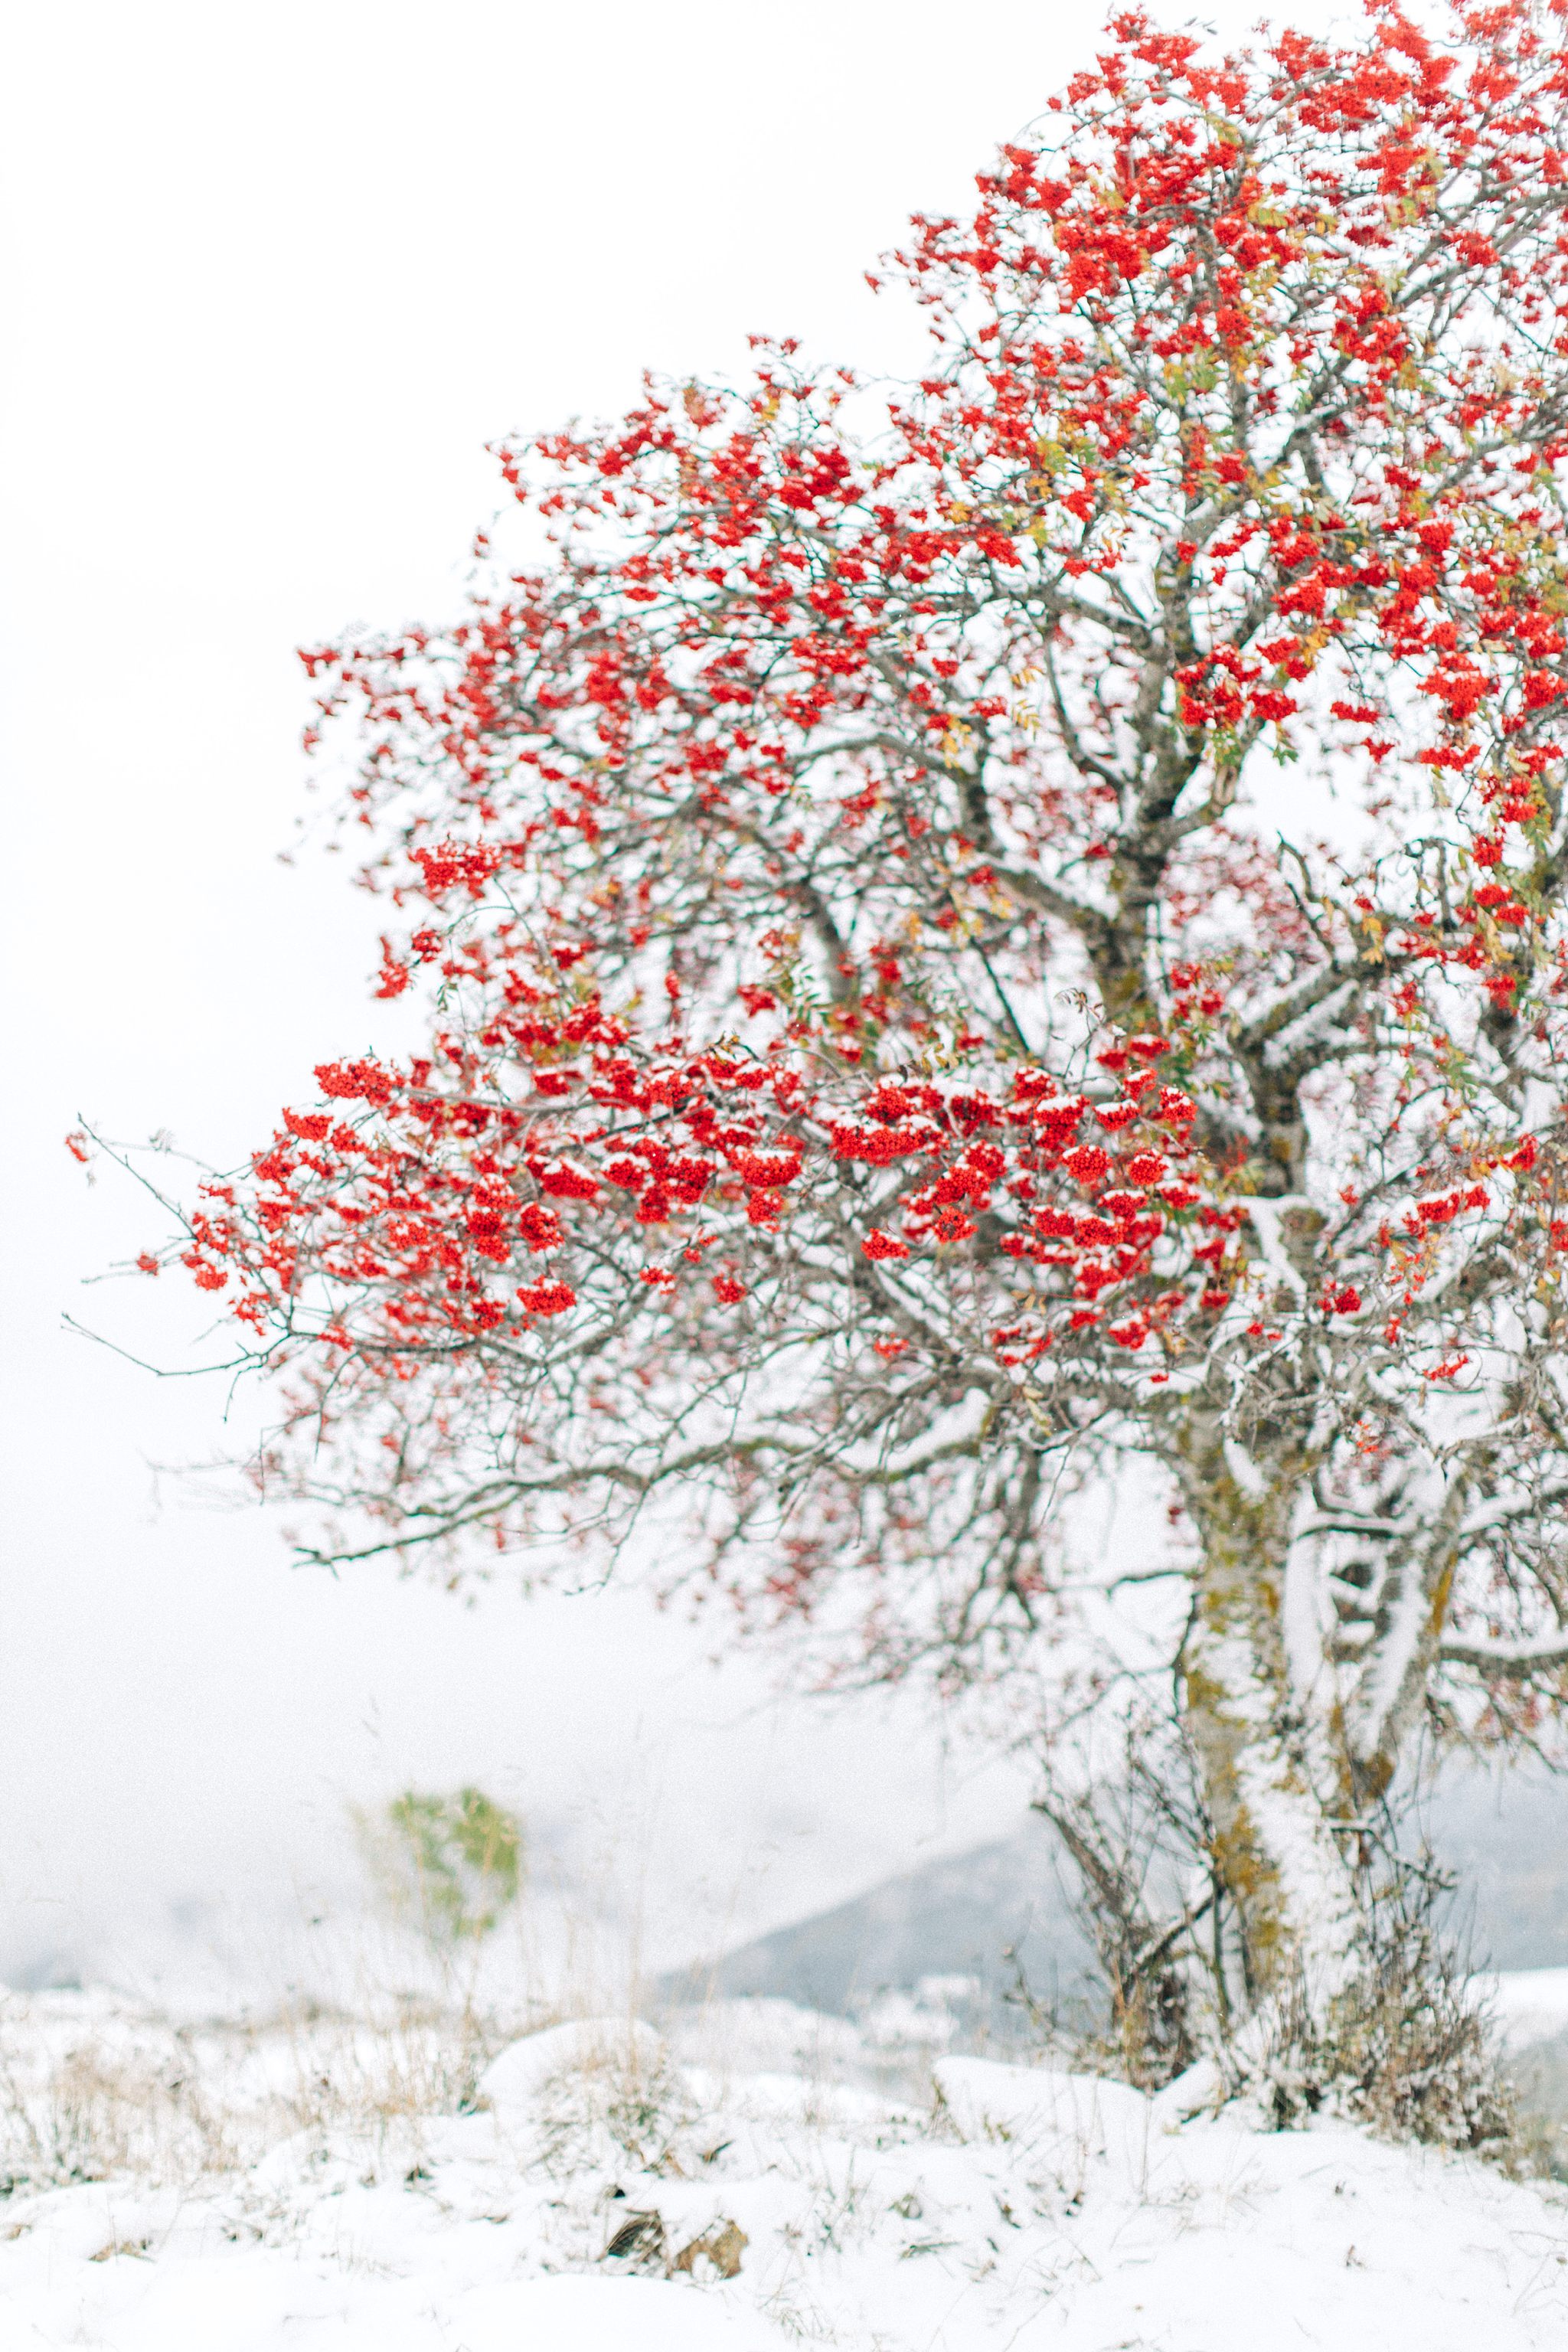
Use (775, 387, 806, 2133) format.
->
(1439, 1632, 1568, 1680)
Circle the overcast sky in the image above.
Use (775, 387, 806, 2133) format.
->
(0, 0, 1333, 1994)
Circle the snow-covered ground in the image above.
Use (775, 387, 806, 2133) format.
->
(2, 1985, 1566, 2350)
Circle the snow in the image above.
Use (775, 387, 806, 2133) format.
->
(1489, 1965, 1568, 2050)
(477, 2015, 666, 2115)
(1, 1988, 1566, 2349)
(933, 2055, 1158, 2195)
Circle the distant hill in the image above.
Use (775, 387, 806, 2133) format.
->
(665, 1766, 1568, 2018)
(1429, 1766, 1568, 1968)
(664, 1817, 1088, 2019)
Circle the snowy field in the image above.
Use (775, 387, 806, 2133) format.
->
(2, 1986, 1568, 2349)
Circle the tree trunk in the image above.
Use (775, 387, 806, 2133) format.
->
(1178, 1441, 1364, 2011)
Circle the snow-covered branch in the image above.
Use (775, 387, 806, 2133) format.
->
(1439, 1632, 1568, 1679)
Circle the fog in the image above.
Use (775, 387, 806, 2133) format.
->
(0, 0, 1318, 1997)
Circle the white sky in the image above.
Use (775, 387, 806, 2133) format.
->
(0, 0, 1326, 1993)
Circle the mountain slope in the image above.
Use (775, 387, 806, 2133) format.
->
(675, 1768, 1568, 2017)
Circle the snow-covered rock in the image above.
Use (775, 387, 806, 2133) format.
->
(933, 2055, 1156, 2192)
(478, 2015, 666, 2115)
(1148, 2050, 1231, 2124)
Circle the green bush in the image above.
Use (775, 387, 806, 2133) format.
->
(358, 1786, 524, 1945)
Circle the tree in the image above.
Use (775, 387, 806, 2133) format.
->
(120, 1, 1568, 2019)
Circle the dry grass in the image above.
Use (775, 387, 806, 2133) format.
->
(0, 1988, 519, 2197)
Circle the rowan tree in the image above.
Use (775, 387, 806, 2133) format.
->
(115, 1, 1568, 2011)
